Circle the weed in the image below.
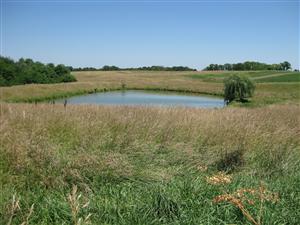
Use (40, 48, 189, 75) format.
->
(213, 185, 279, 225)
(206, 172, 233, 185)
(67, 185, 92, 225)
(6, 194, 34, 225)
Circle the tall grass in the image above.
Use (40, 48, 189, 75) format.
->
(0, 103, 299, 224)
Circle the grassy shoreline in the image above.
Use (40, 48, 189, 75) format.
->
(0, 70, 299, 106)
(4, 87, 224, 103)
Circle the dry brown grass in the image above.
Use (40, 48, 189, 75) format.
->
(206, 172, 232, 185)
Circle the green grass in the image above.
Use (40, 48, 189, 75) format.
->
(255, 72, 300, 83)
(3, 173, 300, 224)
(188, 71, 299, 83)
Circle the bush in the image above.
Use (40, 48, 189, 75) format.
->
(60, 74, 77, 83)
(224, 74, 255, 104)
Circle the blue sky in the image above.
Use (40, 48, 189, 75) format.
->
(1, 0, 299, 69)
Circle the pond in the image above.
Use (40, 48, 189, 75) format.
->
(56, 90, 224, 108)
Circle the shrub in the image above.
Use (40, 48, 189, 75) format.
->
(60, 74, 77, 83)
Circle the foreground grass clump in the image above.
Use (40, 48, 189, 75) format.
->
(0, 103, 299, 224)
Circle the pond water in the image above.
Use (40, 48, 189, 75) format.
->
(56, 90, 224, 108)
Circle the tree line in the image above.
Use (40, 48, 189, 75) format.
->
(204, 61, 291, 71)
(0, 56, 76, 86)
(72, 65, 197, 71)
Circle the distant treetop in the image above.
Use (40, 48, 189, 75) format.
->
(203, 61, 291, 71)
(72, 65, 197, 71)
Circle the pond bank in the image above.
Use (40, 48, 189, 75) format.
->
(5, 87, 223, 103)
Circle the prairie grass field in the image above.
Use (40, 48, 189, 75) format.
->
(0, 71, 300, 224)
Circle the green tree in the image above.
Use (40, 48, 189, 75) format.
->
(55, 64, 70, 75)
(0, 56, 76, 86)
(224, 75, 255, 104)
(282, 61, 291, 71)
(224, 63, 232, 71)
(0, 56, 17, 85)
(101, 65, 120, 71)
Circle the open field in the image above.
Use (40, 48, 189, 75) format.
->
(0, 71, 300, 224)
(1, 103, 300, 224)
(0, 70, 299, 106)
(4, 1, 299, 224)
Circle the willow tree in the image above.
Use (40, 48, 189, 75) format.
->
(223, 74, 255, 104)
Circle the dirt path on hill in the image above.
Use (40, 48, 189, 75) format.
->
(252, 72, 291, 80)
